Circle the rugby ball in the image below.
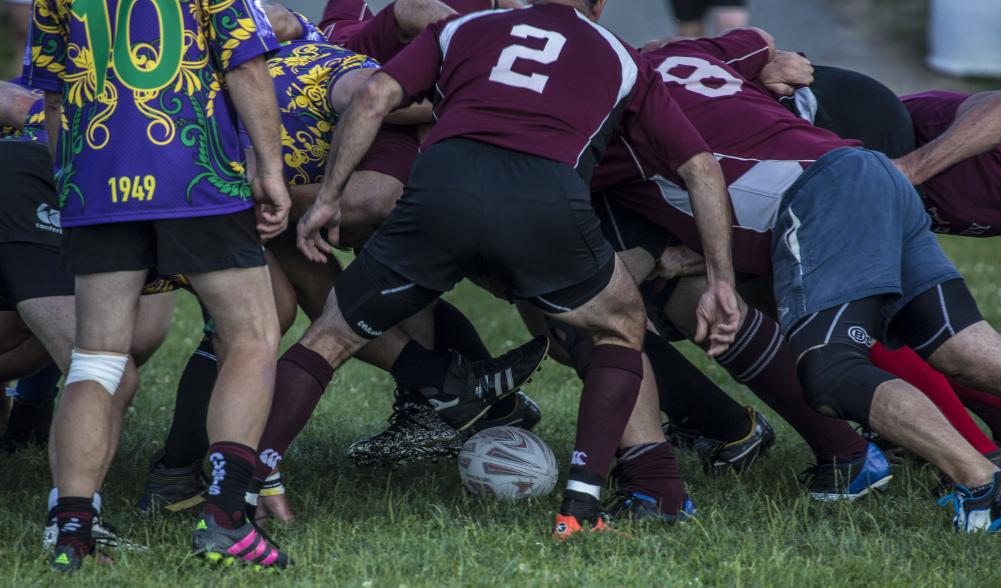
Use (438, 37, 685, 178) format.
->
(458, 426, 558, 500)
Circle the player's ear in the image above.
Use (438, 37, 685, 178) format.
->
(590, 0, 608, 21)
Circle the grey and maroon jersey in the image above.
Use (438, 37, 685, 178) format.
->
(379, 3, 708, 182)
(903, 91, 1001, 237)
(596, 30, 858, 275)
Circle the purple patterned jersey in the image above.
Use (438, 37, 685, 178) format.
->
(22, 0, 279, 227)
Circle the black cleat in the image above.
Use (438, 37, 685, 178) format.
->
(138, 449, 208, 514)
(427, 336, 548, 431)
(664, 407, 775, 473)
(51, 544, 86, 572)
(471, 391, 542, 433)
(603, 490, 695, 524)
(347, 389, 464, 467)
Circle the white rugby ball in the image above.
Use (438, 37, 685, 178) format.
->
(458, 426, 558, 500)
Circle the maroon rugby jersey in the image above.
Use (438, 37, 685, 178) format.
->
(320, 0, 497, 60)
(902, 91, 1001, 237)
(596, 30, 858, 275)
(379, 4, 708, 181)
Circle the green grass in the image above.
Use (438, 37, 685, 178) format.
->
(3, 234, 1001, 587)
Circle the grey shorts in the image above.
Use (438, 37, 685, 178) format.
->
(771, 147, 961, 336)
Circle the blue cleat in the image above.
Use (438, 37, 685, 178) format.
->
(801, 442, 893, 501)
(938, 471, 1001, 533)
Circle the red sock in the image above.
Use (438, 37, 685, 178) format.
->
(564, 345, 643, 507)
(952, 381, 1001, 443)
(254, 344, 334, 480)
(617, 442, 686, 514)
(716, 308, 868, 462)
(870, 343, 997, 454)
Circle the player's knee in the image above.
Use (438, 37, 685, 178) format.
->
(796, 344, 893, 426)
(65, 349, 130, 396)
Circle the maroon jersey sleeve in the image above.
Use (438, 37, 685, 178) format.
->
(622, 65, 711, 176)
(666, 29, 771, 81)
(379, 23, 447, 105)
(442, 0, 496, 13)
(320, 0, 373, 32)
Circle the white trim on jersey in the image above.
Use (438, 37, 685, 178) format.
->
(652, 154, 806, 233)
(572, 10, 638, 167)
(438, 8, 511, 58)
(572, 10, 638, 104)
(723, 45, 769, 66)
(359, 2, 369, 21)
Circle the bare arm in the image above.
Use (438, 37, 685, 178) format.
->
(894, 91, 1001, 185)
(224, 55, 290, 240)
(0, 82, 40, 128)
(297, 72, 405, 262)
(385, 100, 433, 125)
(43, 91, 62, 159)
(264, 3, 303, 43)
(676, 151, 740, 356)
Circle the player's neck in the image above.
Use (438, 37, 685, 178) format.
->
(535, 0, 597, 21)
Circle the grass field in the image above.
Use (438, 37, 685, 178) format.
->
(3, 235, 1001, 587)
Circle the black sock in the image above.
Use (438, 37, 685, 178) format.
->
(53, 496, 95, 556)
(3, 398, 54, 448)
(162, 336, 216, 468)
(433, 300, 490, 360)
(644, 332, 749, 442)
(202, 442, 256, 529)
(390, 341, 450, 391)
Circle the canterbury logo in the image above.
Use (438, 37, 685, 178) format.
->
(571, 451, 588, 466)
(259, 448, 282, 469)
(35, 204, 62, 234)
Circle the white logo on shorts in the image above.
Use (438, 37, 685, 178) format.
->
(847, 326, 873, 347)
(35, 204, 62, 234)
(571, 451, 588, 466)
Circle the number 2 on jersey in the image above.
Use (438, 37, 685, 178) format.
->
(489, 25, 567, 94)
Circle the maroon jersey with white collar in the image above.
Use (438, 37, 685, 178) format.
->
(379, 3, 709, 182)
(595, 30, 858, 274)
(903, 91, 1001, 237)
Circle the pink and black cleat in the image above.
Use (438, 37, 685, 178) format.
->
(192, 514, 291, 570)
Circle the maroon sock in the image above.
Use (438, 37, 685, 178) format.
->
(562, 344, 643, 518)
(253, 344, 334, 480)
(203, 442, 256, 529)
(716, 308, 868, 463)
(953, 382, 1001, 443)
(618, 442, 686, 514)
(53, 496, 95, 556)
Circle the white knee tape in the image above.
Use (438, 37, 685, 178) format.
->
(65, 349, 129, 396)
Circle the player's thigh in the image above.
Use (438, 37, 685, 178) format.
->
(339, 170, 405, 247)
(131, 292, 176, 366)
(74, 271, 149, 353)
(0, 310, 31, 354)
(266, 231, 341, 321)
(265, 250, 299, 334)
(16, 295, 77, 371)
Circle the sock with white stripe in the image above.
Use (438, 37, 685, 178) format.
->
(716, 308, 867, 463)
(162, 335, 217, 468)
(561, 345, 643, 522)
(616, 442, 685, 514)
